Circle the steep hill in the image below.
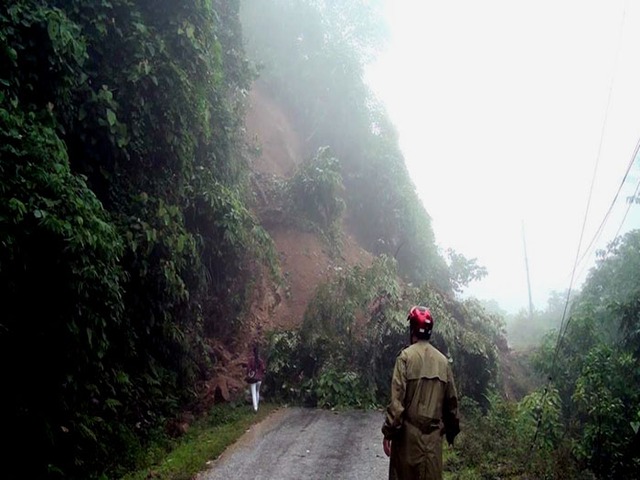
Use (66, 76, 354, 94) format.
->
(205, 83, 374, 401)
(0, 3, 526, 476)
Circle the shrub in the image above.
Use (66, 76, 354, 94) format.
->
(287, 146, 345, 243)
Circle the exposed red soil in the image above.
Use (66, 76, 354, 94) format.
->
(245, 82, 374, 331)
(244, 83, 307, 177)
(203, 83, 374, 405)
(269, 226, 374, 330)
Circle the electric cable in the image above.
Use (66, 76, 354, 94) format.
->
(573, 137, 640, 274)
(573, 163, 640, 285)
(611, 171, 640, 240)
(549, 0, 628, 388)
(526, 0, 628, 456)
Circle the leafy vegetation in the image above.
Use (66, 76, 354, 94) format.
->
(533, 230, 640, 478)
(446, 248, 488, 294)
(288, 146, 345, 244)
(265, 256, 403, 407)
(265, 256, 506, 410)
(1, 1, 274, 477)
(4, 0, 638, 478)
(445, 393, 585, 480)
(448, 230, 640, 479)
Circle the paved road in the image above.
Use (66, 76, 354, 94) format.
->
(197, 407, 389, 480)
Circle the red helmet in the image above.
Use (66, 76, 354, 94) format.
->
(408, 306, 433, 338)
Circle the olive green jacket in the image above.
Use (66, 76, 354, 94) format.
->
(382, 341, 460, 480)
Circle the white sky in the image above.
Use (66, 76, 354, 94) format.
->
(365, 0, 640, 313)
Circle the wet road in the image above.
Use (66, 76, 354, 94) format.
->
(196, 407, 389, 480)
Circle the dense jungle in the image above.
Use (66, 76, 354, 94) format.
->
(1, 1, 638, 479)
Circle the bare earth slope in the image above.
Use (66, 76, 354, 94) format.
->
(205, 84, 373, 402)
(197, 86, 384, 479)
(244, 83, 374, 331)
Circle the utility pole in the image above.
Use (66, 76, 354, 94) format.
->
(522, 221, 534, 320)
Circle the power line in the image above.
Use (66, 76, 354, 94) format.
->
(573, 153, 640, 285)
(611, 170, 640, 240)
(549, 0, 627, 386)
(526, 0, 628, 456)
(573, 137, 640, 274)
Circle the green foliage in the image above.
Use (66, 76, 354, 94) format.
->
(446, 248, 488, 294)
(1, 0, 274, 477)
(580, 232, 640, 354)
(266, 256, 506, 410)
(187, 178, 279, 337)
(310, 365, 376, 409)
(530, 230, 640, 479)
(263, 330, 308, 403)
(240, 0, 451, 290)
(287, 146, 345, 243)
(265, 256, 404, 407)
(572, 345, 639, 478)
(301, 255, 405, 405)
(414, 286, 504, 406)
(447, 394, 586, 480)
(0, 97, 127, 477)
(518, 386, 563, 450)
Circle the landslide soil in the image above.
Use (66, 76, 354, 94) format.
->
(202, 83, 373, 405)
(197, 84, 527, 427)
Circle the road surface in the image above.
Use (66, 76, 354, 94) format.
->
(197, 407, 389, 480)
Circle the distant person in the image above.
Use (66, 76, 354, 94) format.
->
(382, 306, 460, 480)
(246, 342, 266, 412)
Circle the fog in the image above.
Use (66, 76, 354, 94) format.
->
(366, 0, 640, 312)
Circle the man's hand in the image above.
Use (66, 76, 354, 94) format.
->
(383, 438, 392, 457)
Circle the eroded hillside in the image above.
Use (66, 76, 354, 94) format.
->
(205, 83, 374, 401)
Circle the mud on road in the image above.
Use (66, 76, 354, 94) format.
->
(196, 407, 389, 480)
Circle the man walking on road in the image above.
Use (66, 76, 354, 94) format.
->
(382, 306, 460, 480)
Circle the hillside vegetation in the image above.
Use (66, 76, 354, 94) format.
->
(2, 1, 270, 477)
(2, 1, 638, 479)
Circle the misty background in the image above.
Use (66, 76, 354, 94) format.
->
(366, 0, 640, 314)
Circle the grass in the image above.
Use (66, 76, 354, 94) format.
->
(444, 442, 481, 480)
(122, 402, 279, 480)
